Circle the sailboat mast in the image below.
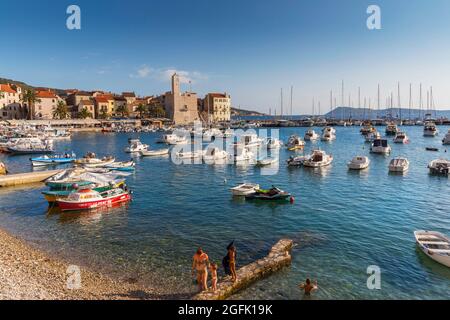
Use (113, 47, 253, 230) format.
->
(419, 83, 423, 120)
(358, 87, 361, 120)
(409, 83, 412, 120)
(330, 90, 333, 119)
(290, 86, 293, 119)
(398, 82, 402, 122)
(280, 88, 283, 119)
(377, 84, 380, 119)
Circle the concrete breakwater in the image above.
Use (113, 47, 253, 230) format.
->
(0, 170, 61, 187)
(193, 239, 294, 300)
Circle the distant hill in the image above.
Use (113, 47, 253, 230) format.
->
(324, 106, 450, 120)
(0, 77, 67, 96)
(231, 107, 265, 116)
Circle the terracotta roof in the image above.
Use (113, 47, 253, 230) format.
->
(74, 91, 92, 96)
(208, 93, 228, 98)
(122, 92, 136, 97)
(0, 84, 17, 94)
(96, 94, 114, 101)
(80, 99, 93, 105)
(95, 97, 109, 103)
(114, 96, 127, 101)
(36, 90, 57, 99)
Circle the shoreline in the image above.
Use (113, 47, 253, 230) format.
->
(0, 228, 178, 300)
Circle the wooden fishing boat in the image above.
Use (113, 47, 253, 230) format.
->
(140, 148, 170, 156)
(230, 183, 259, 196)
(57, 188, 131, 211)
(414, 230, 450, 268)
(74, 152, 115, 168)
(30, 153, 76, 166)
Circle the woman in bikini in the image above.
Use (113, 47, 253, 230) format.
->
(192, 247, 210, 291)
(228, 245, 237, 282)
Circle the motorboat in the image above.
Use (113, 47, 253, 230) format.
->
(203, 128, 223, 140)
(56, 187, 131, 211)
(286, 155, 309, 167)
(347, 156, 370, 170)
(286, 135, 305, 151)
(393, 131, 409, 144)
(424, 121, 438, 137)
(203, 146, 228, 162)
(304, 129, 319, 141)
(230, 183, 260, 196)
(414, 230, 450, 268)
(125, 139, 149, 153)
(265, 137, 282, 149)
(428, 159, 450, 175)
(245, 186, 292, 201)
(30, 153, 76, 166)
(7, 139, 53, 154)
(321, 127, 336, 142)
(442, 130, 450, 145)
(365, 131, 381, 143)
(360, 124, 376, 135)
(162, 134, 189, 145)
(74, 152, 115, 168)
(370, 139, 391, 154)
(426, 147, 439, 152)
(389, 157, 410, 172)
(176, 150, 202, 159)
(140, 148, 170, 157)
(239, 133, 264, 148)
(385, 123, 398, 135)
(104, 160, 135, 172)
(256, 157, 278, 167)
(303, 150, 333, 168)
(229, 144, 254, 162)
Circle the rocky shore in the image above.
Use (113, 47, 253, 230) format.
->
(0, 229, 160, 300)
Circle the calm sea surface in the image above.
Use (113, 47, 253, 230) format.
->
(1, 126, 449, 299)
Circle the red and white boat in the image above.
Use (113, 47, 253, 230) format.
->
(57, 188, 131, 211)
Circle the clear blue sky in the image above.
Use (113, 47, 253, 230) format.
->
(2, 0, 450, 113)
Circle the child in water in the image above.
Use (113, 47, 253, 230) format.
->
(210, 263, 218, 291)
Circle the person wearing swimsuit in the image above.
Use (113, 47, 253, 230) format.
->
(209, 262, 218, 291)
(228, 246, 237, 282)
(299, 278, 318, 297)
(192, 247, 210, 291)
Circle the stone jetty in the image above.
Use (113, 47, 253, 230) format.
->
(0, 170, 62, 187)
(193, 239, 293, 300)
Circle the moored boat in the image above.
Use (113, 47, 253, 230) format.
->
(389, 157, 409, 172)
(304, 129, 319, 141)
(424, 121, 438, 137)
(393, 131, 409, 144)
(385, 123, 398, 135)
(245, 186, 292, 201)
(140, 148, 170, 157)
(57, 187, 131, 211)
(442, 130, 450, 145)
(125, 139, 148, 153)
(286, 135, 305, 151)
(428, 159, 450, 175)
(230, 183, 260, 196)
(303, 150, 333, 168)
(370, 139, 391, 154)
(74, 152, 115, 168)
(347, 156, 370, 170)
(30, 153, 76, 166)
(414, 230, 450, 268)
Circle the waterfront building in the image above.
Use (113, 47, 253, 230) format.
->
(34, 89, 62, 119)
(94, 94, 115, 118)
(0, 83, 23, 120)
(164, 73, 200, 125)
(122, 92, 137, 105)
(203, 92, 231, 123)
(114, 96, 128, 116)
(66, 91, 93, 107)
(78, 100, 95, 118)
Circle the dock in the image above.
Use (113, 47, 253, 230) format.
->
(0, 170, 62, 187)
(193, 239, 294, 300)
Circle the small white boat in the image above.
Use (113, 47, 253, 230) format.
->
(370, 139, 391, 154)
(385, 123, 398, 135)
(286, 135, 305, 150)
(347, 156, 370, 170)
(162, 134, 189, 145)
(389, 157, 409, 172)
(365, 131, 381, 143)
(442, 130, 450, 145)
(266, 138, 282, 149)
(428, 159, 450, 175)
(125, 139, 149, 153)
(74, 153, 115, 168)
(393, 131, 409, 144)
(239, 133, 264, 148)
(203, 147, 228, 162)
(140, 148, 170, 157)
(176, 150, 202, 159)
(286, 155, 308, 167)
(424, 121, 438, 137)
(304, 129, 319, 141)
(229, 144, 254, 162)
(320, 127, 336, 142)
(230, 183, 260, 196)
(303, 150, 333, 168)
(414, 230, 450, 268)
(256, 157, 278, 167)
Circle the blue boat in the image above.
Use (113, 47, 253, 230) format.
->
(30, 153, 76, 167)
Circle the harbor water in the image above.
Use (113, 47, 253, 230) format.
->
(0, 126, 449, 299)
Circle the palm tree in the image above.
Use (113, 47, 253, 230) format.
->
(53, 101, 69, 119)
(136, 103, 147, 119)
(98, 109, 110, 119)
(21, 89, 40, 120)
(116, 105, 128, 118)
(77, 107, 93, 119)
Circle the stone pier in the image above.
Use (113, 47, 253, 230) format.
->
(193, 239, 293, 300)
(0, 170, 62, 187)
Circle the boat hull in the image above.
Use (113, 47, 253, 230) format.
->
(57, 193, 131, 211)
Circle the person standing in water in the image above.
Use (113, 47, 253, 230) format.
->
(192, 247, 210, 291)
(209, 262, 218, 291)
(299, 278, 318, 297)
(228, 245, 237, 282)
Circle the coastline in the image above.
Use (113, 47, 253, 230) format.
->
(0, 228, 168, 300)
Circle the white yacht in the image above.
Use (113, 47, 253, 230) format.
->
(347, 156, 370, 170)
(163, 134, 188, 145)
(229, 144, 254, 162)
(423, 121, 438, 137)
(414, 231, 450, 268)
(321, 127, 336, 141)
(203, 128, 223, 140)
(365, 131, 381, 143)
(304, 129, 319, 141)
(125, 139, 149, 153)
(239, 133, 264, 148)
(230, 183, 260, 196)
(286, 135, 305, 150)
(303, 150, 333, 168)
(266, 137, 282, 149)
(442, 130, 450, 145)
(393, 131, 409, 144)
(385, 123, 398, 135)
(428, 159, 450, 175)
(370, 139, 391, 154)
(203, 146, 228, 162)
(389, 157, 410, 172)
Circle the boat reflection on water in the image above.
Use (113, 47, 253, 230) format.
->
(46, 202, 130, 225)
(302, 165, 332, 179)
